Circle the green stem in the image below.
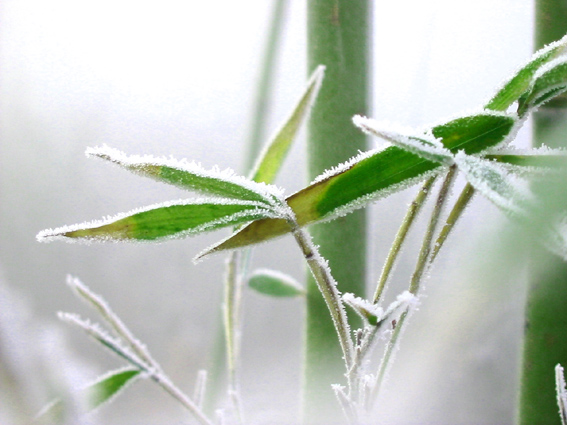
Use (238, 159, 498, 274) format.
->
(519, 2, 567, 424)
(373, 177, 436, 304)
(371, 166, 456, 407)
(430, 182, 475, 263)
(243, 0, 288, 172)
(305, 1, 371, 420)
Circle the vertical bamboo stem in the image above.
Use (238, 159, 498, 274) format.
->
(519, 2, 567, 423)
(305, 1, 371, 422)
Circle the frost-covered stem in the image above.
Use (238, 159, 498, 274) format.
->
(370, 167, 456, 407)
(223, 251, 245, 425)
(430, 182, 475, 263)
(519, 3, 567, 424)
(68, 277, 160, 371)
(242, 0, 288, 172)
(60, 312, 213, 425)
(306, 1, 371, 419)
(373, 177, 436, 304)
(287, 216, 354, 373)
(556, 364, 567, 425)
(149, 373, 215, 425)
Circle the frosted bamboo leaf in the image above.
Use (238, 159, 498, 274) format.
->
(247, 268, 305, 297)
(454, 152, 532, 216)
(486, 33, 567, 111)
(353, 115, 454, 166)
(35, 368, 142, 420)
(201, 113, 516, 256)
(486, 146, 567, 173)
(86, 146, 283, 206)
(250, 65, 325, 184)
(557, 364, 567, 425)
(37, 199, 280, 243)
(519, 57, 567, 115)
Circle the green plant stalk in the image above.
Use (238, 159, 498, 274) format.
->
(243, 0, 288, 172)
(370, 166, 456, 408)
(519, 2, 567, 423)
(373, 177, 436, 304)
(305, 1, 371, 420)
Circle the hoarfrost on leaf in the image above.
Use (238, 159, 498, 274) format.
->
(86, 145, 285, 207)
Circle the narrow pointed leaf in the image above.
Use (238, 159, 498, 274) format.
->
(486, 33, 567, 111)
(36, 368, 141, 420)
(519, 58, 567, 114)
(248, 269, 305, 297)
(201, 113, 517, 255)
(353, 115, 454, 165)
(250, 65, 325, 184)
(37, 200, 278, 243)
(86, 146, 282, 206)
(486, 150, 567, 169)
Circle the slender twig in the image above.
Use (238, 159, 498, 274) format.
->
(369, 166, 457, 408)
(373, 177, 437, 304)
(430, 182, 475, 262)
(285, 213, 354, 372)
(223, 251, 245, 424)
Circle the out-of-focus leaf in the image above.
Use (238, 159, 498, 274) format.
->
(519, 58, 567, 115)
(486, 33, 567, 112)
(200, 113, 516, 256)
(250, 65, 325, 184)
(37, 200, 279, 243)
(86, 146, 282, 206)
(486, 151, 567, 169)
(248, 269, 305, 297)
(36, 368, 141, 420)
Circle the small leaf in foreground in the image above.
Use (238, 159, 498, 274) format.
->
(248, 269, 305, 297)
(35, 368, 141, 420)
(37, 200, 279, 243)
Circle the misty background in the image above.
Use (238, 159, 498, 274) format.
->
(0, 1, 535, 424)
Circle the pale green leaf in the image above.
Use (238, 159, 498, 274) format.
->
(248, 269, 305, 297)
(250, 65, 325, 184)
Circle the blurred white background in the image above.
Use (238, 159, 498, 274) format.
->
(0, 1, 534, 424)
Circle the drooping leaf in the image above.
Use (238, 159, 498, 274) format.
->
(200, 113, 517, 256)
(250, 65, 325, 184)
(518, 57, 567, 115)
(353, 115, 453, 166)
(86, 146, 283, 206)
(248, 269, 305, 297)
(36, 368, 141, 420)
(486, 33, 567, 112)
(37, 199, 279, 243)
(453, 151, 532, 216)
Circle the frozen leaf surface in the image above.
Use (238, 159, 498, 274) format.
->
(202, 112, 517, 255)
(87, 146, 283, 206)
(37, 199, 279, 243)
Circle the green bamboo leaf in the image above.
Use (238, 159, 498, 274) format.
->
(519, 57, 567, 115)
(200, 112, 517, 256)
(250, 65, 325, 184)
(248, 269, 305, 297)
(486, 148, 567, 171)
(86, 146, 282, 206)
(37, 200, 278, 243)
(36, 368, 141, 420)
(486, 33, 567, 111)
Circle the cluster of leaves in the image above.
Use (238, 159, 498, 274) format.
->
(36, 33, 567, 423)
